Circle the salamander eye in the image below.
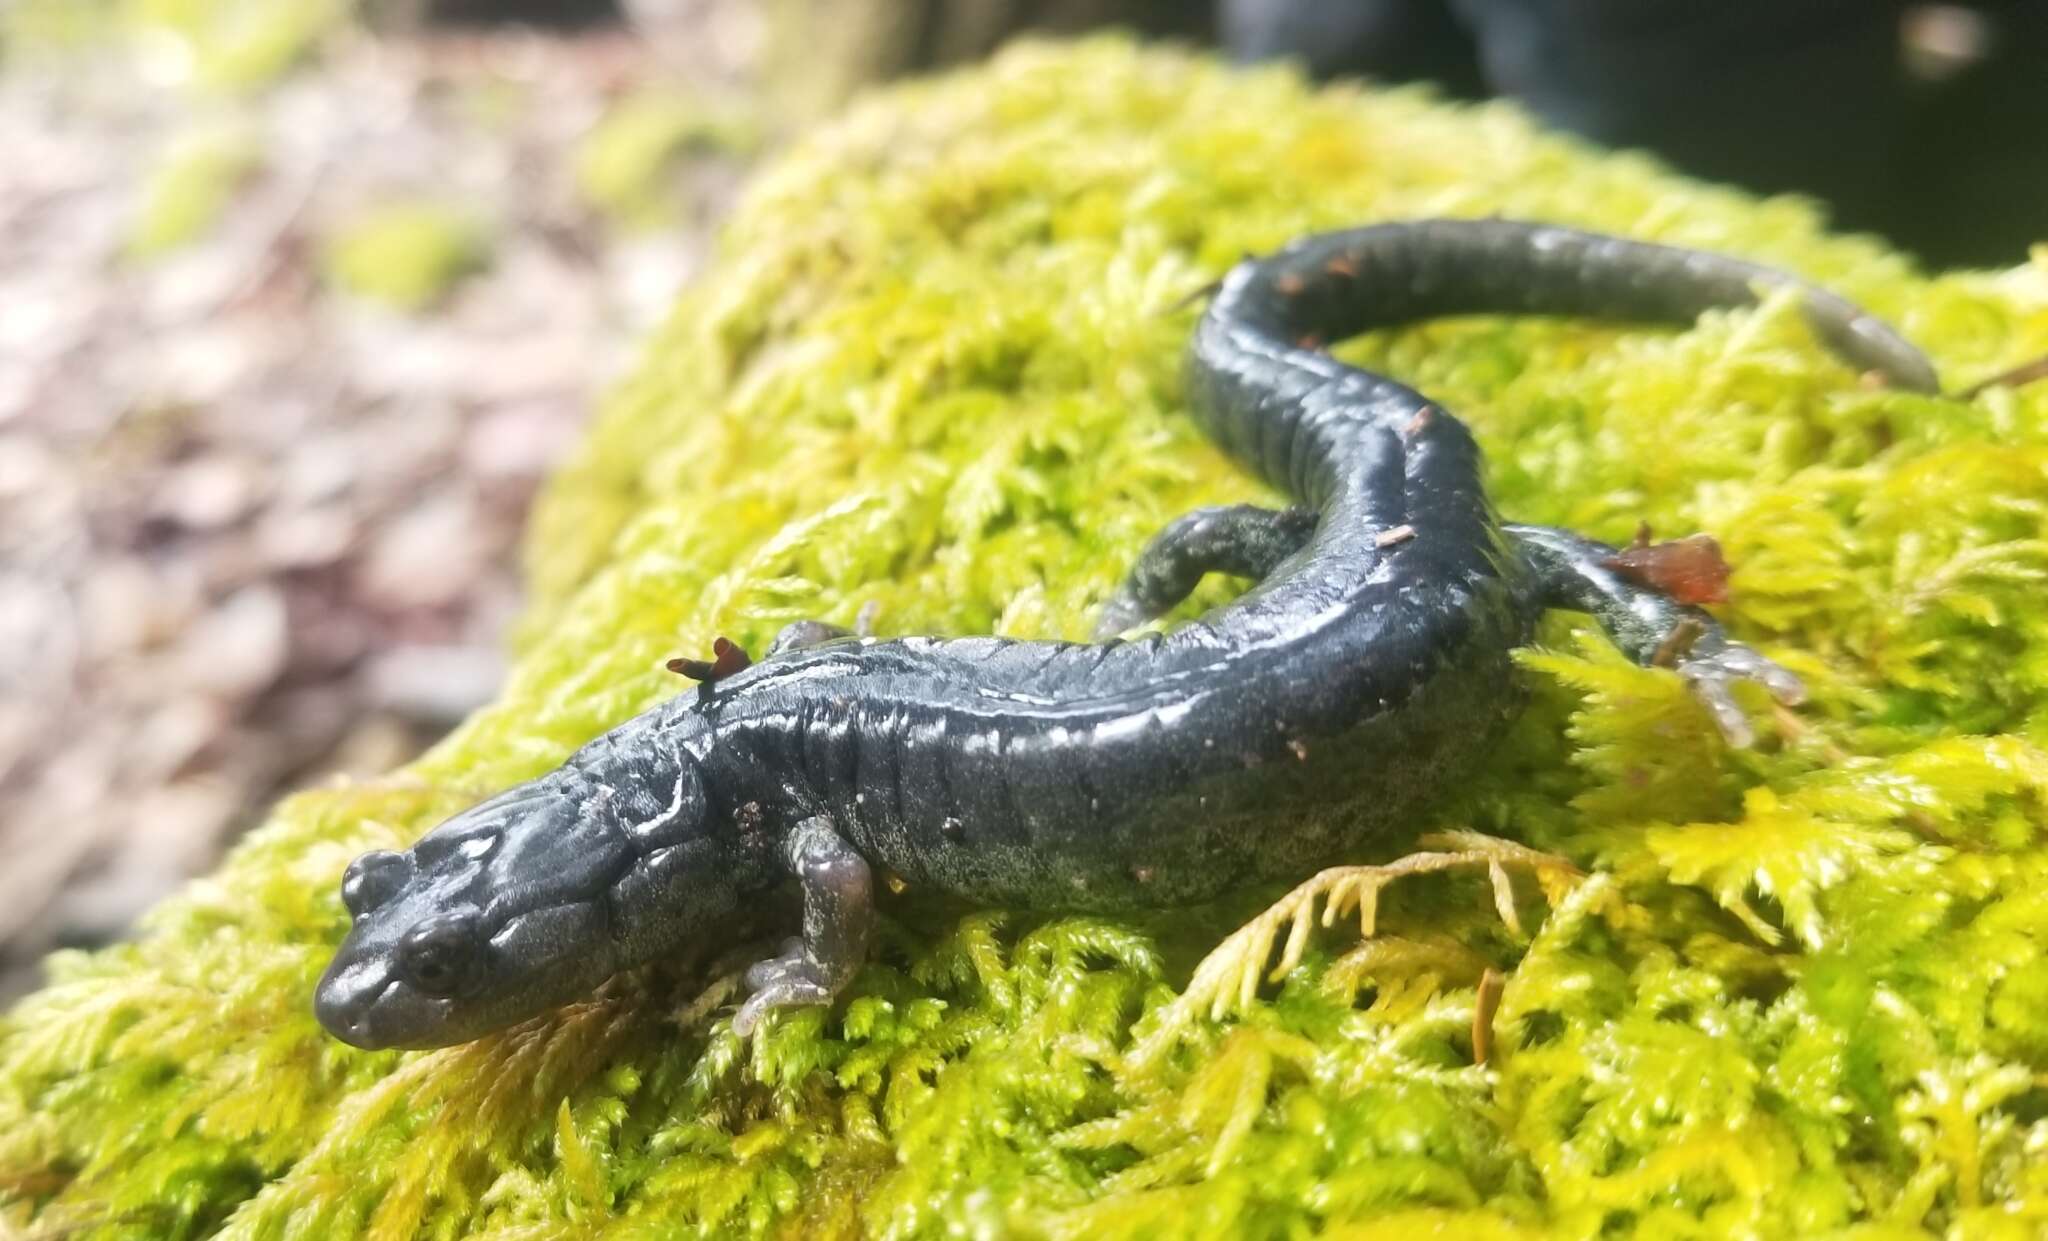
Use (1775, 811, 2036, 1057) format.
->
(341, 850, 414, 918)
(398, 912, 479, 997)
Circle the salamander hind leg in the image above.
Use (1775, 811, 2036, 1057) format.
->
(1506, 523, 1805, 747)
(732, 815, 874, 1037)
(764, 601, 878, 658)
(1093, 504, 1317, 640)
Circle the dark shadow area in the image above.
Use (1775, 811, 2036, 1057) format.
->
(417, 0, 623, 29)
(1220, 0, 2048, 268)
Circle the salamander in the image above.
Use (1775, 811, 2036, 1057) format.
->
(315, 218, 1938, 1049)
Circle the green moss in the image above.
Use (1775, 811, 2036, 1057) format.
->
(129, 0, 345, 91)
(8, 37, 2048, 1239)
(1, 0, 122, 54)
(127, 128, 260, 258)
(323, 202, 491, 313)
(4, 0, 342, 88)
(575, 89, 757, 227)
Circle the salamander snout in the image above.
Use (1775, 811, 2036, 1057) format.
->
(316, 777, 638, 1049)
(315, 901, 485, 1050)
(314, 733, 721, 1050)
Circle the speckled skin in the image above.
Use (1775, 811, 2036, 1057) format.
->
(315, 219, 1937, 1050)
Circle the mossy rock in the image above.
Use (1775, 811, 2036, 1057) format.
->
(8, 36, 2048, 1240)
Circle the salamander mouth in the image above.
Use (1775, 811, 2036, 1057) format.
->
(313, 971, 398, 1048)
(313, 950, 457, 1050)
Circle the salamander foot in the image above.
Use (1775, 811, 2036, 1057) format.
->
(731, 816, 873, 1038)
(1506, 522, 1809, 748)
(1676, 637, 1806, 749)
(733, 937, 837, 1035)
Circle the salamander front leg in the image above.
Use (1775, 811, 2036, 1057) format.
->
(1506, 523, 1805, 747)
(1094, 504, 1318, 639)
(732, 815, 873, 1037)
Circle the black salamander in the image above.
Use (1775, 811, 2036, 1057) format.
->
(315, 219, 1938, 1048)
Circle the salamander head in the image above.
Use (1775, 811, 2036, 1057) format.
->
(315, 741, 716, 1049)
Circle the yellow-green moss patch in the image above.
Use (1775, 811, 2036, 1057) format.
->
(127, 127, 260, 257)
(7, 38, 2048, 1240)
(575, 89, 757, 228)
(323, 201, 491, 312)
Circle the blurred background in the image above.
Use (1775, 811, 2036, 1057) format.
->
(2, 0, 2042, 1002)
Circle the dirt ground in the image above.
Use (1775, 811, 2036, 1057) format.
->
(0, 12, 760, 1001)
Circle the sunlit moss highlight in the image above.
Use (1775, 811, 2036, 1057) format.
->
(135, 0, 344, 90)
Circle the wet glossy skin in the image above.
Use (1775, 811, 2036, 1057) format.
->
(316, 219, 1937, 1050)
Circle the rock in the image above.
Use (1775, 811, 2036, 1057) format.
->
(254, 503, 359, 568)
(125, 696, 233, 782)
(154, 452, 265, 530)
(362, 642, 505, 726)
(78, 557, 192, 660)
(47, 779, 242, 948)
(173, 584, 289, 700)
(461, 401, 581, 479)
(355, 492, 490, 610)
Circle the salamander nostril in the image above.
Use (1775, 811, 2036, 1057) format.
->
(341, 849, 415, 918)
